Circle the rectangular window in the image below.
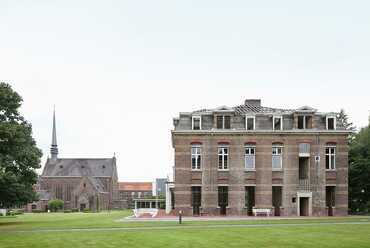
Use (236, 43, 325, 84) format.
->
(305, 116, 312, 129)
(325, 146, 336, 170)
(218, 147, 229, 170)
(272, 146, 283, 170)
(273, 116, 283, 130)
(298, 115, 312, 129)
(244, 146, 255, 170)
(216, 116, 223, 129)
(191, 146, 202, 170)
(298, 116, 304, 129)
(224, 116, 231, 129)
(216, 115, 231, 129)
(327, 117, 336, 130)
(192, 116, 201, 130)
(246, 116, 255, 130)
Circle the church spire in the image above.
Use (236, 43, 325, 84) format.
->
(50, 106, 58, 160)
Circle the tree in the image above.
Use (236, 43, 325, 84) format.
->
(0, 82, 42, 208)
(337, 109, 356, 144)
(48, 199, 64, 212)
(349, 125, 370, 213)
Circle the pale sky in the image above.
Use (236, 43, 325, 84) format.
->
(1, 1, 369, 181)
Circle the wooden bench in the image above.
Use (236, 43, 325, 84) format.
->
(252, 208, 272, 217)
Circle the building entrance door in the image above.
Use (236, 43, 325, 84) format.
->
(326, 186, 335, 216)
(80, 203, 86, 211)
(272, 186, 282, 216)
(299, 197, 309, 216)
(218, 186, 228, 216)
(191, 186, 201, 216)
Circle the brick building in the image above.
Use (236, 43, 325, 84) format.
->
(29, 110, 120, 212)
(118, 182, 153, 208)
(171, 99, 350, 216)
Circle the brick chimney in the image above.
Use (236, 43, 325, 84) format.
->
(245, 99, 261, 106)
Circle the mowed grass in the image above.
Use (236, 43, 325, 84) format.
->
(1, 211, 370, 248)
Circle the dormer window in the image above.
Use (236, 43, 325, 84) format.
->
(273, 116, 283, 131)
(216, 115, 231, 129)
(246, 116, 255, 131)
(298, 115, 312, 129)
(326, 116, 336, 130)
(192, 116, 201, 130)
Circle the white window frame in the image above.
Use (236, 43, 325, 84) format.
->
(326, 116, 336, 130)
(192, 115, 202, 130)
(273, 116, 283, 131)
(245, 115, 256, 131)
(325, 146, 336, 170)
(244, 145, 256, 170)
(218, 146, 229, 171)
(272, 145, 283, 170)
(191, 145, 202, 170)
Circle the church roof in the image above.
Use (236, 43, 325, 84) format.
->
(42, 158, 116, 177)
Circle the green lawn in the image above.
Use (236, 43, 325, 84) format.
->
(1, 211, 370, 248)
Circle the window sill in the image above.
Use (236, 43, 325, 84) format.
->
(191, 169, 202, 172)
(245, 169, 256, 172)
(325, 169, 336, 172)
(272, 169, 283, 172)
(218, 169, 229, 172)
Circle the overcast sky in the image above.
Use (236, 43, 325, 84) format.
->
(1, 1, 369, 182)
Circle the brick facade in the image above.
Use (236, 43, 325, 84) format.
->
(171, 100, 350, 217)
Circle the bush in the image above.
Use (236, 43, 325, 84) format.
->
(48, 199, 64, 212)
(0, 213, 3, 217)
(32, 209, 43, 213)
(13, 209, 24, 215)
(63, 210, 72, 213)
(82, 208, 92, 213)
(71, 208, 79, 212)
(6, 211, 15, 216)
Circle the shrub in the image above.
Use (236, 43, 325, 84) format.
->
(0, 213, 3, 217)
(32, 209, 43, 213)
(13, 209, 24, 215)
(83, 208, 92, 213)
(63, 210, 72, 213)
(48, 199, 64, 212)
(71, 208, 79, 212)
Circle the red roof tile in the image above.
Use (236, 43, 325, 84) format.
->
(119, 182, 152, 191)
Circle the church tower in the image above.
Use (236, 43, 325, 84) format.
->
(50, 108, 58, 161)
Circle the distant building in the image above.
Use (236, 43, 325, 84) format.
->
(155, 178, 167, 197)
(118, 182, 153, 208)
(28, 110, 120, 212)
(170, 99, 351, 216)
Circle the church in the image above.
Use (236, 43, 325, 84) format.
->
(29, 111, 122, 212)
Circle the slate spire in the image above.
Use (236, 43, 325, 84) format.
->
(50, 106, 58, 160)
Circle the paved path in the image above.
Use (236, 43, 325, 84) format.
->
(2, 221, 370, 234)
